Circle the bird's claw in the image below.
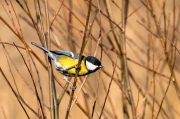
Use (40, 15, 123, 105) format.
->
(70, 86, 77, 91)
(63, 76, 73, 85)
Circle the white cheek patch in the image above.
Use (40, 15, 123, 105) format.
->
(86, 61, 98, 71)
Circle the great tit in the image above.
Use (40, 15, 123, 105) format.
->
(31, 42, 103, 83)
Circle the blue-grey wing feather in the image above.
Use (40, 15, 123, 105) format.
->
(51, 50, 79, 59)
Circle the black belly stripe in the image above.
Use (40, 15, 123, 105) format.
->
(55, 66, 91, 77)
(56, 68, 62, 71)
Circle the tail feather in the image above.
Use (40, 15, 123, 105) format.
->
(31, 42, 49, 53)
(31, 42, 55, 60)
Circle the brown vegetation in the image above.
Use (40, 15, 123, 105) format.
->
(0, 0, 180, 119)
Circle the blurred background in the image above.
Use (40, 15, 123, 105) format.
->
(0, 0, 180, 119)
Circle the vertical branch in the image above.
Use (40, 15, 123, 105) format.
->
(34, 0, 45, 45)
(163, 1, 167, 56)
(120, 0, 136, 118)
(92, 0, 103, 118)
(67, 0, 76, 52)
(99, 56, 118, 119)
(147, 0, 180, 100)
(151, 31, 155, 119)
(170, 0, 176, 63)
(44, 0, 58, 119)
(142, 3, 151, 118)
(104, 0, 122, 53)
(65, 0, 92, 118)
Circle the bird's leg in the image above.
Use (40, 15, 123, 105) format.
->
(63, 76, 77, 90)
(63, 76, 73, 85)
(71, 86, 77, 91)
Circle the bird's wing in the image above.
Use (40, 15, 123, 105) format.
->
(51, 50, 79, 59)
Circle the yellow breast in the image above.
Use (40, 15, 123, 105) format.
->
(58, 55, 88, 75)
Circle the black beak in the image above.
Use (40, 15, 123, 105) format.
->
(99, 65, 104, 68)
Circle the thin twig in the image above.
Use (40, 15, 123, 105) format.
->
(120, 0, 136, 118)
(13, 42, 46, 118)
(0, 68, 30, 119)
(99, 56, 118, 118)
(65, 0, 92, 118)
(147, 0, 180, 100)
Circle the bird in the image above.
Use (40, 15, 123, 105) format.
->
(31, 42, 104, 85)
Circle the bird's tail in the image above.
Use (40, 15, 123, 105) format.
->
(31, 42, 55, 60)
(31, 42, 49, 53)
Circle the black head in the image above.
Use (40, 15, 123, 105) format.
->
(85, 56, 103, 72)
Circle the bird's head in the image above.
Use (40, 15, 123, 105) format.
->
(85, 56, 104, 72)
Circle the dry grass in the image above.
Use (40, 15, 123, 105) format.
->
(0, 0, 180, 119)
